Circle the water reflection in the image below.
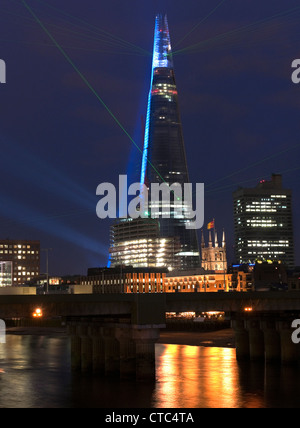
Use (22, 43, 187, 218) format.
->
(0, 336, 300, 408)
(155, 344, 300, 408)
(154, 345, 244, 408)
(0, 335, 71, 408)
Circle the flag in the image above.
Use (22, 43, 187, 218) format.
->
(207, 220, 214, 230)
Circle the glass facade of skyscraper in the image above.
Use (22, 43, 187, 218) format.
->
(233, 174, 294, 269)
(140, 14, 200, 269)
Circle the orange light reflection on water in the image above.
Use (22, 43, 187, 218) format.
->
(154, 344, 263, 408)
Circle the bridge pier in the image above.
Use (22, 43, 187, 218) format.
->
(133, 326, 159, 381)
(261, 320, 281, 363)
(117, 329, 137, 379)
(89, 325, 105, 374)
(232, 313, 300, 365)
(231, 319, 249, 361)
(68, 324, 81, 372)
(103, 326, 120, 376)
(78, 323, 93, 373)
(246, 319, 265, 361)
(67, 319, 163, 381)
(277, 321, 299, 365)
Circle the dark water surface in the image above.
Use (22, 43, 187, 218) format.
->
(0, 335, 300, 408)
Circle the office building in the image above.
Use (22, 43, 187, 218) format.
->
(109, 218, 181, 269)
(0, 261, 13, 287)
(0, 239, 40, 285)
(81, 266, 167, 294)
(233, 174, 294, 268)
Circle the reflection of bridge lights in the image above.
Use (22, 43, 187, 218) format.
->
(244, 307, 253, 312)
(33, 308, 43, 318)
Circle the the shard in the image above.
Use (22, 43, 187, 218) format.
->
(140, 14, 200, 269)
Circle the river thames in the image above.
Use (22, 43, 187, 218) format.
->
(0, 333, 300, 408)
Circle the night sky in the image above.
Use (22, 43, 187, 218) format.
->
(1, 0, 300, 276)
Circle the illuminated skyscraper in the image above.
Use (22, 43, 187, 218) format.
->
(233, 174, 294, 268)
(140, 14, 200, 269)
(109, 218, 181, 269)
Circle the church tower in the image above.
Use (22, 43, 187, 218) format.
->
(201, 227, 227, 272)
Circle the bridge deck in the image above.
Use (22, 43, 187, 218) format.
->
(0, 292, 300, 324)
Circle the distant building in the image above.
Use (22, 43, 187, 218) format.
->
(288, 267, 300, 291)
(201, 229, 227, 272)
(81, 265, 252, 294)
(0, 261, 13, 286)
(165, 267, 252, 293)
(0, 239, 40, 286)
(253, 261, 288, 291)
(233, 174, 295, 269)
(109, 218, 181, 269)
(81, 266, 167, 294)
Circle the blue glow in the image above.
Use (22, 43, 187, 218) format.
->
(140, 15, 173, 186)
(0, 191, 107, 256)
(152, 15, 173, 69)
(0, 136, 95, 210)
(232, 264, 255, 267)
(140, 17, 157, 186)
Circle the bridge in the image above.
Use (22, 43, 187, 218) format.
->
(1, 292, 300, 379)
(1, 291, 300, 318)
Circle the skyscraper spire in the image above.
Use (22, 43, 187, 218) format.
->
(139, 14, 200, 269)
(152, 14, 173, 69)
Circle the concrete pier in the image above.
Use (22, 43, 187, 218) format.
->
(261, 320, 281, 362)
(231, 319, 250, 361)
(246, 319, 265, 361)
(231, 314, 300, 365)
(67, 320, 164, 380)
(89, 325, 105, 373)
(68, 324, 81, 371)
(277, 320, 299, 365)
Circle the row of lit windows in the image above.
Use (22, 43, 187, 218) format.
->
(0, 250, 38, 254)
(0, 255, 39, 260)
(168, 284, 226, 290)
(0, 244, 38, 249)
(84, 278, 163, 286)
(245, 208, 277, 213)
(17, 272, 38, 276)
(247, 251, 285, 255)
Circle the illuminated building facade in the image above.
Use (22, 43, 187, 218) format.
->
(233, 174, 294, 268)
(82, 266, 167, 294)
(109, 218, 181, 269)
(201, 229, 227, 272)
(0, 261, 12, 287)
(0, 239, 40, 285)
(164, 269, 252, 293)
(81, 266, 253, 294)
(140, 14, 200, 269)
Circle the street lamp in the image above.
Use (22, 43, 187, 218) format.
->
(41, 248, 52, 294)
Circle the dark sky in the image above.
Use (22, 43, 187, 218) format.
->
(1, 0, 300, 276)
